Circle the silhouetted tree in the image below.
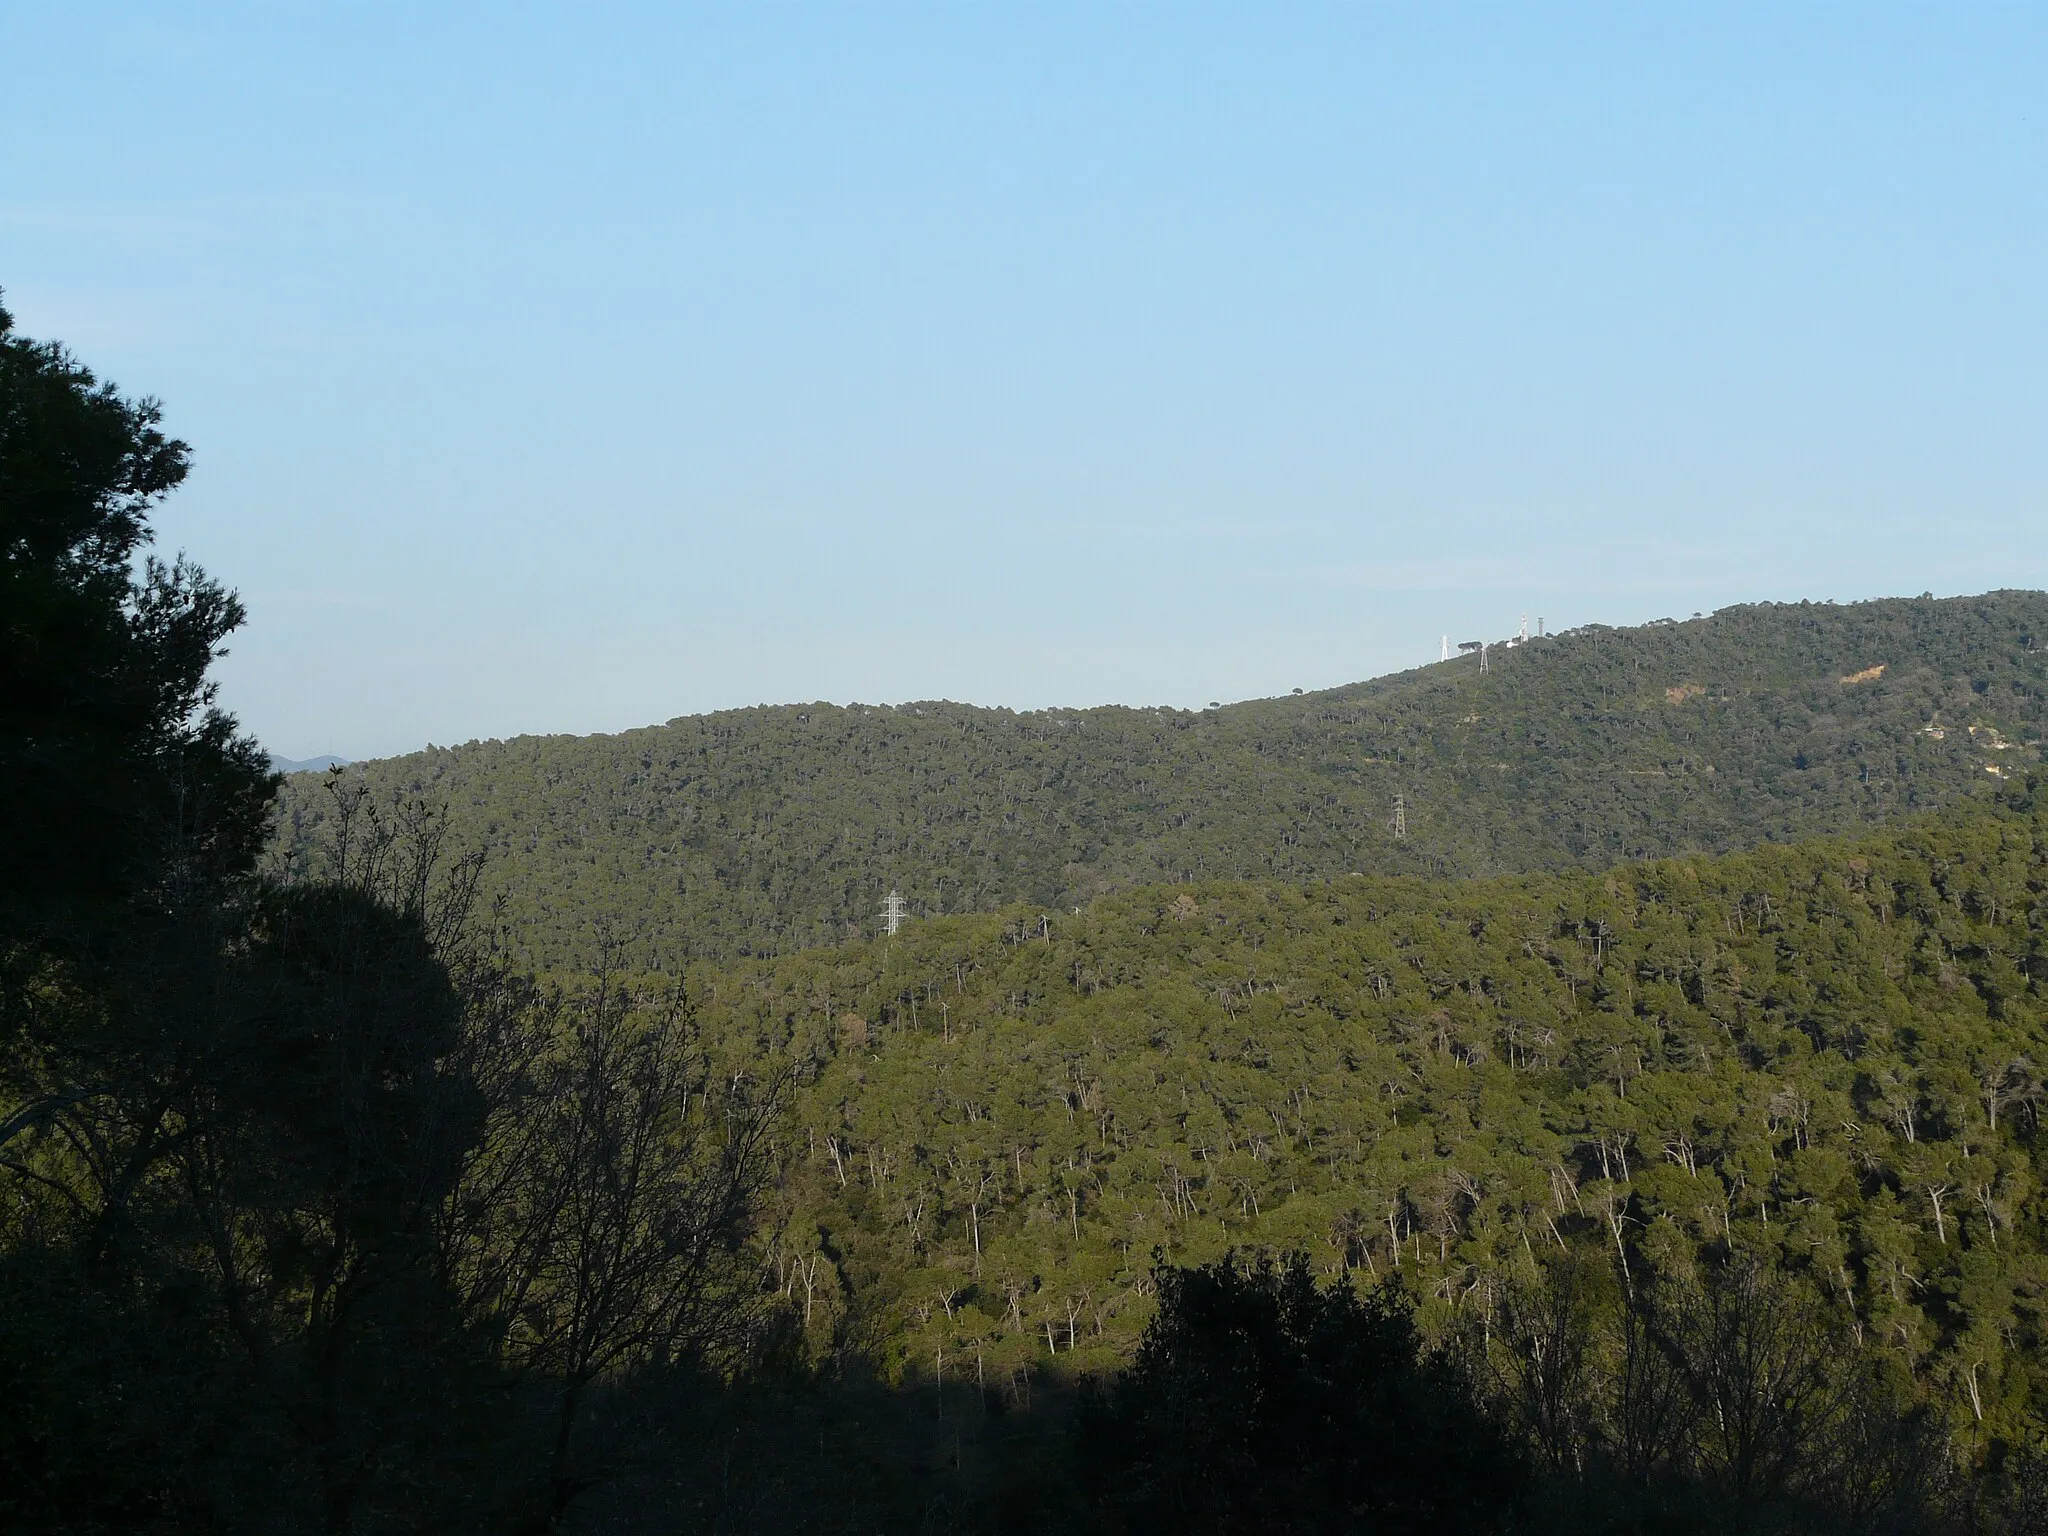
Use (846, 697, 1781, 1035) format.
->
(0, 290, 271, 976)
(1079, 1250, 1521, 1535)
(445, 953, 781, 1531)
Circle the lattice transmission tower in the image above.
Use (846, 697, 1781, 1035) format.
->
(881, 889, 909, 936)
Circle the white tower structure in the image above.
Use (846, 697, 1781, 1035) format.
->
(881, 889, 908, 936)
(1441, 636, 1450, 662)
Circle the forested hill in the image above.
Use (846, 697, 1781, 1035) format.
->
(706, 784, 2048, 1469)
(275, 590, 2048, 968)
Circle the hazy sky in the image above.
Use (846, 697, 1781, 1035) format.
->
(5, 5, 2044, 759)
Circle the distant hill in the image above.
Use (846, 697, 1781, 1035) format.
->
(271, 591, 2048, 970)
(270, 754, 350, 775)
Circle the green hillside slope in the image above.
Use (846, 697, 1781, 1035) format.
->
(702, 784, 2048, 1448)
(276, 590, 2048, 969)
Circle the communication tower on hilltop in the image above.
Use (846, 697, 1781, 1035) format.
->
(881, 889, 908, 937)
(1441, 636, 1450, 662)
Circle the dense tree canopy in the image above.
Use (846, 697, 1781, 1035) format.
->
(668, 780, 2048, 1527)
(274, 591, 2048, 968)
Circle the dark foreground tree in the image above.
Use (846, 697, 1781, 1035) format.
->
(445, 950, 782, 1531)
(0, 861, 507, 1529)
(0, 302, 782, 1533)
(1, 290, 294, 1529)
(0, 291, 271, 969)
(1079, 1250, 1521, 1535)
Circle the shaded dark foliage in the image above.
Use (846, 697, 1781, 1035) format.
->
(0, 885, 504, 1534)
(1491, 1254, 1954, 1536)
(1078, 1251, 1521, 1535)
(0, 293, 272, 971)
(0, 303, 772, 1534)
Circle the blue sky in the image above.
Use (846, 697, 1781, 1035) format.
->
(4, 4, 2044, 760)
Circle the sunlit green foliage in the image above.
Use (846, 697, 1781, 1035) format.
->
(694, 782, 2048, 1481)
